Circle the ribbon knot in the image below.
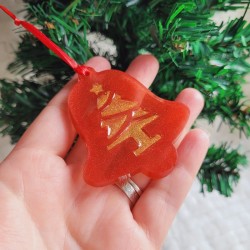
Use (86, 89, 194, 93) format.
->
(14, 18, 21, 26)
(75, 65, 90, 76)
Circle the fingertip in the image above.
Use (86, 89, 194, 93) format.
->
(186, 128, 210, 146)
(176, 88, 205, 110)
(179, 128, 210, 152)
(139, 54, 159, 70)
(85, 56, 111, 72)
(177, 128, 210, 173)
(126, 54, 159, 87)
(130, 54, 159, 67)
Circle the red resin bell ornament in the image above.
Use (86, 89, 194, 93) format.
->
(0, 5, 189, 187)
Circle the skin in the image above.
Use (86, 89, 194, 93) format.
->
(0, 55, 209, 250)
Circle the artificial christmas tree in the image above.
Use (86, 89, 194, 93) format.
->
(0, 0, 249, 196)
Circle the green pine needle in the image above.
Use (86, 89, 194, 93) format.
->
(198, 143, 248, 197)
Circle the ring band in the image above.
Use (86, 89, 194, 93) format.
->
(115, 178, 142, 205)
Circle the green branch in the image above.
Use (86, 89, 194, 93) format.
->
(198, 143, 248, 196)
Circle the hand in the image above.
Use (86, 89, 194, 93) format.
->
(0, 55, 209, 250)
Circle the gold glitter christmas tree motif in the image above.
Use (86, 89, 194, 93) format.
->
(91, 83, 161, 156)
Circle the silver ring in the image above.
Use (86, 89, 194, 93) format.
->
(115, 177, 142, 205)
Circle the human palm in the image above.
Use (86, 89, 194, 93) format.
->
(0, 55, 209, 250)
